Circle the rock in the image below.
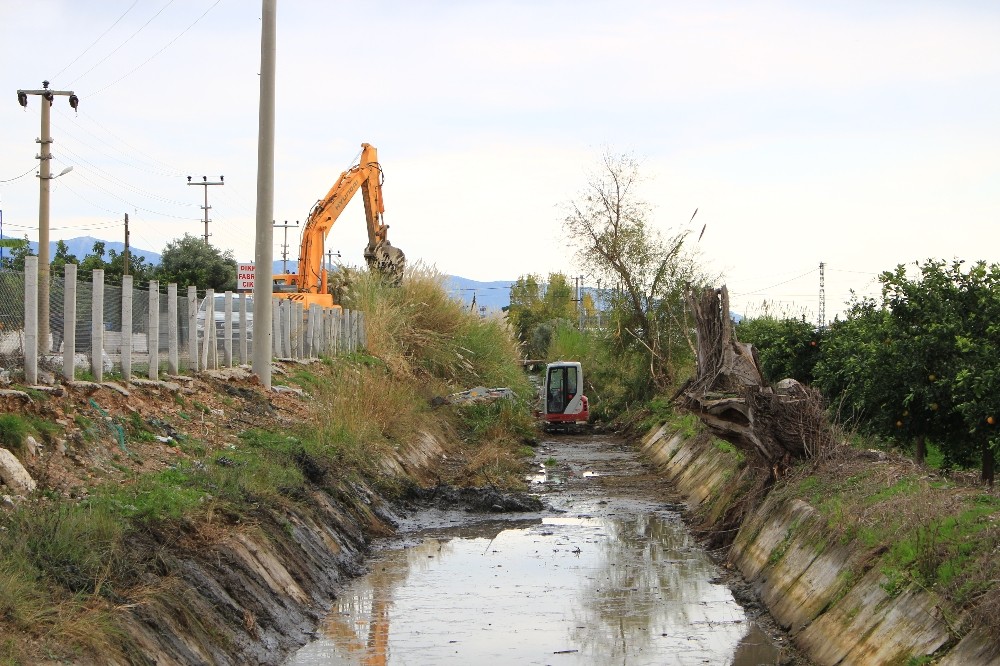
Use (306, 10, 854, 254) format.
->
(24, 436, 39, 457)
(1, 494, 15, 510)
(0, 389, 33, 402)
(0, 447, 36, 494)
(102, 382, 131, 396)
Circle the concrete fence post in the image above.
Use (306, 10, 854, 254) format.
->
(187, 286, 199, 372)
(342, 308, 352, 355)
(271, 298, 281, 357)
(91, 269, 104, 382)
(63, 263, 77, 381)
(122, 275, 133, 381)
(201, 289, 214, 371)
(239, 293, 249, 365)
(167, 283, 178, 375)
(282, 300, 293, 358)
(295, 302, 305, 359)
(23, 256, 38, 385)
(149, 281, 160, 380)
(223, 291, 234, 368)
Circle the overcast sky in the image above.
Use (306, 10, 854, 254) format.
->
(1, 1, 998, 320)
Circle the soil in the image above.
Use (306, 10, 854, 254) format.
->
(2, 363, 310, 502)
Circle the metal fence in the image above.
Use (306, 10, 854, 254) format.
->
(2, 259, 365, 384)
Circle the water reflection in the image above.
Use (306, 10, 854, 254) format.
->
(289, 511, 781, 665)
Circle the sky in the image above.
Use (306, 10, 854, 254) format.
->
(1, 1, 998, 321)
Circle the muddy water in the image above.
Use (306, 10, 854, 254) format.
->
(288, 435, 788, 665)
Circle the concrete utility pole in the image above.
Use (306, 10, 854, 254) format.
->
(274, 219, 298, 273)
(17, 81, 79, 353)
(123, 213, 130, 277)
(187, 175, 224, 244)
(252, 0, 277, 388)
(818, 261, 826, 332)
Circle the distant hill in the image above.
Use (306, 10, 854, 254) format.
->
(445, 276, 513, 312)
(2, 235, 163, 266)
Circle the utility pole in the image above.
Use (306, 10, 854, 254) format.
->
(123, 213, 130, 277)
(187, 175, 224, 244)
(252, 0, 277, 388)
(17, 81, 79, 354)
(325, 248, 340, 272)
(818, 261, 826, 331)
(273, 219, 298, 273)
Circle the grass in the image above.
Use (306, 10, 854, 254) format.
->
(774, 448, 1000, 636)
(0, 262, 537, 663)
(0, 414, 29, 453)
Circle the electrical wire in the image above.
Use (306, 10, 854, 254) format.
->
(66, 0, 177, 88)
(55, 108, 186, 178)
(730, 268, 818, 297)
(56, 108, 188, 177)
(65, 167, 200, 221)
(53, 144, 196, 207)
(49, 0, 141, 84)
(89, 0, 224, 97)
(0, 165, 37, 183)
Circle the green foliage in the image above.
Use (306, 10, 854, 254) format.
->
(507, 272, 578, 359)
(814, 259, 1000, 480)
(736, 315, 820, 383)
(0, 414, 29, 453)
(155, 233, 237, 291)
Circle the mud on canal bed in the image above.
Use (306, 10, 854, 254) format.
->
(288, 435, 801, 665)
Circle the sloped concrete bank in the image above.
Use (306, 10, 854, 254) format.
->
(640, 423, 1000, 666)
(115, 429, 453, 666)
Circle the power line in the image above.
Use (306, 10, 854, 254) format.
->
(56, 107, 187, 176)
(49, 0, 141, 83)
(0, 165, 37, 183)
(731, 268, 818, 297)
(53, 145, 196, 207)
(90, 0, 224, 97)
(66, 0, 177, 87)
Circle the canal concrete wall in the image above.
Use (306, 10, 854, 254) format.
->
(115, 428, 452, 666)
(639, 422, 1000, 666)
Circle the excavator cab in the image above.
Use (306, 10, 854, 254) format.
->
(540, 361, 589, 432)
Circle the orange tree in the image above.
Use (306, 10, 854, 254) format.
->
(735, 315, 822, 384)
(816, 260, 1000, 483)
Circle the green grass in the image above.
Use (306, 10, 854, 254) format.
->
(0, 414, 29, 453)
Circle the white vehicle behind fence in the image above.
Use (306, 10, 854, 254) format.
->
(196, 293, 254, 343)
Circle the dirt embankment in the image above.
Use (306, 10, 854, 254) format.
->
(1, 363, 517, 665)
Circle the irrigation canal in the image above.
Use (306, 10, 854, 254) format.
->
(287, 434, 794, 665)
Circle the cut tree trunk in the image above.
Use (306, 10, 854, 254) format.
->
(680, 286, 834, 470)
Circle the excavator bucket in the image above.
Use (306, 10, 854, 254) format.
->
(365, 240, 406, 286)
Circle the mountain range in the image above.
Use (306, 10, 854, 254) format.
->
(3, 235, 514, 311)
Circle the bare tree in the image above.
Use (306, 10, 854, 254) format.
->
(563, 151, 704, 389)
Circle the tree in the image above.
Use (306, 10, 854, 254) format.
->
(507, 272, 577, 359)
(0, 236, 33, 272)
(563, 151, 705, 390)
(736, 315, 821, 384)
(814, 260, 1000, 483)
(155, 234, 237, 292)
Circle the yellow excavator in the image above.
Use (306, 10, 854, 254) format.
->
(273, 143, 405, 307)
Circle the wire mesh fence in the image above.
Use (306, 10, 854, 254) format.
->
(2, 264, 365, 382)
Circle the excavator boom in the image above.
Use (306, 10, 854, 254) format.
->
(274, 143, 405, 307)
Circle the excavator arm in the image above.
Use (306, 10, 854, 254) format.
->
(275, 143, 405, 306)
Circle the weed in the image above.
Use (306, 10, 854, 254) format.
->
(545, 457, 557, 467)
(670, 412, 703, 439)
(712, 438, 744, 462)
(0, 414, 29, 453)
